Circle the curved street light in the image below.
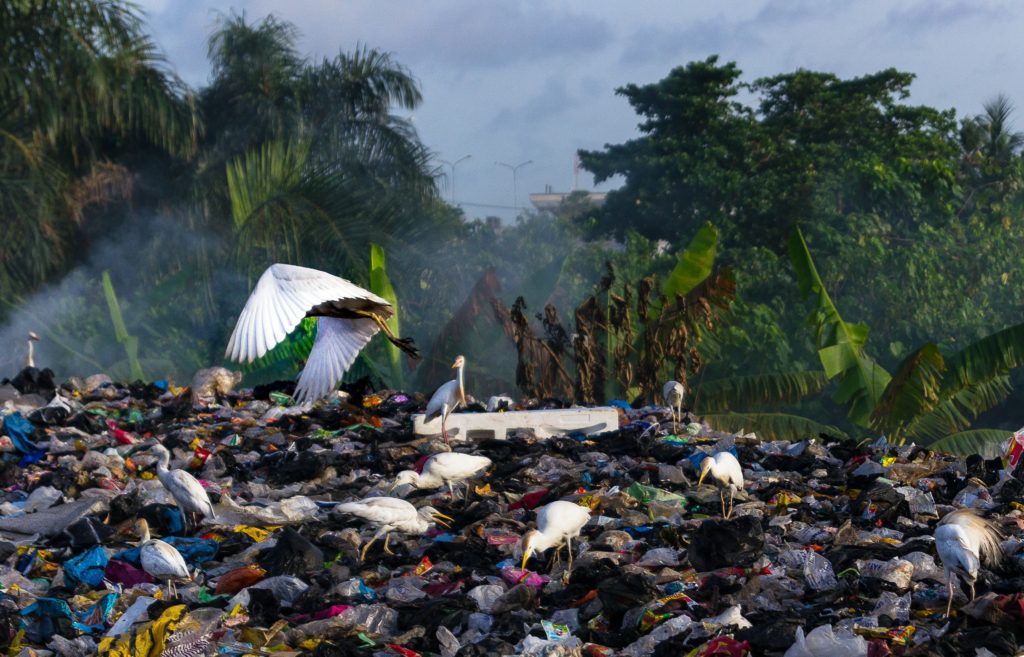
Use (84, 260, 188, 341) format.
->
(495, 159, 533, 209)
(439, 154, 472, 203)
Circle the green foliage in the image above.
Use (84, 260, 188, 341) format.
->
(929, 429, 1011, 458)
(703, 412, 847, 442)
(789, 226, 891, 426)
(694, 371, 828, 414)
(369, 243, 403, 387)
(657, 222, 718, 315)
(101, 271, 144, 382)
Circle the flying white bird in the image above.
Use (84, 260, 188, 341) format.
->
(425, 355, 467, 446)
(390, 452, 492, 500)
(136, 518, 191, 598)
(520, 500, 591, 574)
(148, 443, 216, 532)
(662, 380, 685, 433)
(935, 508, 1003, 617)
(698, 451, 744, 519)
(225, 264, 418, 404)
(336, 496, 453, 561)
(24, 332, 40, 369)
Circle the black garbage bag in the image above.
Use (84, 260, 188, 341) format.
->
(68, 411, 106, 434)
(252, 380, 296, 401)
(248, 588, 281, 626)
(268, 450, 344, 485)
(108, 492, 143, 525)
(258, 527, 324, 576)
(687, 515, 765, 571)
(27, 404, 68, 426)
(6, 367, 55, 397)
(940, 626, 1018, 657)
(736, 613, 803, 651)
(597, 570, 658, 624)
(62, 516, 114, 549)
(307, 640, 363, 657)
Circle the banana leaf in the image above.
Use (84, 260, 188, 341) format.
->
(703, 411, 848, 442)
(693, 371, 827, 414)
(369, 243, 403, 387)
(929, 429, 1010, 458)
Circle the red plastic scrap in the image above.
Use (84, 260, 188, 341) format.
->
(867, 639, 892, 657)
(385, 644, 422, 657)
(700, 637, 751, 657)
(509, 489, 549, 511)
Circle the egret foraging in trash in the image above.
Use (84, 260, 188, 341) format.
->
(935, 508, 1003, 617)
(698, 451, 744, 519)
(336, 497, 453, 561)
(662, 380, 685, 433)
(390, 452, 492, 500)
(148, 443, 216, 532)
(136, 518, 191, 598)
(520, 500, 591, 575)
(425, 355, 467, 446)
(225, 264, 419, 404)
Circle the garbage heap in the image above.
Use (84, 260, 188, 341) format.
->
(0, 367, 1022, 657)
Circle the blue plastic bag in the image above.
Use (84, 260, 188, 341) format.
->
(64, 545, 109, 588)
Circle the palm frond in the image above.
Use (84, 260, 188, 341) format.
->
(694, 371, 828, 414)
(870, 343, 944, 440)
(929, 429, 1011, 458)
(789, 225, 890, 426)
(703, 412, 848, 442)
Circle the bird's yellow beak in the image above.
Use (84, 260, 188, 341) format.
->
(521, 550, 530, 571)
(451, 362, 459, 369)
(431, 511, 454, 528)
(698, 469, 707, 486)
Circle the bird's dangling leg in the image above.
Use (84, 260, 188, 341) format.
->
(383, 532, 394, 555)
(945, 578, 955, 617)
(720, 489, 727, 519)
(358, 311, 420, 359)
(361, 529, 384, 562)
(969, 581, 976, 602)
(677, 401, 683, 433)
(727, 488, 735, 520)
(441, 417, 450, 447)
(448, 480, 455, 500)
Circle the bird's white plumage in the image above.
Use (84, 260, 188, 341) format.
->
(140, 539, 190, 581)
(393, 452, 492, 492)
(150, 444, 216, 519)
(336, 497, 431, 534)
(536, 500, 591, 542)
(700, 451, 744, 489)
(426, 380, 461, 419)
(225, 264, 388, 363)
(293, 317, 377, 403)
(935, 508, 1003, 615)
(663, 381, 684, 406)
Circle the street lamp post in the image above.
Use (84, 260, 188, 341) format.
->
(495, 159, 533, 209)
(439, 154, 471, 203)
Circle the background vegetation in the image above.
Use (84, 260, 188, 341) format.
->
(3, 3, 1024, 452)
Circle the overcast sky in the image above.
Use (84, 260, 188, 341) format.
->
(136, 0, 1021, 221)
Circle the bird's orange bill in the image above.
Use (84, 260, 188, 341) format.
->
(698, 470, 707, 486)
(431, 511, 454, 528)
(521, 552, 530, 571)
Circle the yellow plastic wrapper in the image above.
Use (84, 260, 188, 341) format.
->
(363, 394, 383, 408)
(881, 456, 897, 467)
(233, 525, 275, 542)
(98, 604, 187, 657)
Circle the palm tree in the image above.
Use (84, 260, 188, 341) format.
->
(0, 0, 196, 301)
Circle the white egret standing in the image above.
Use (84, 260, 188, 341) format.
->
(935, 508, 1003, 617)
(136, 519, 191, 598)
(336, 497, 453, 561)
(25, 332, 39, 368)
(520, 500, 591, 575)
(698, 451, 744, 519)
(425, 355, 467, 446)
(662, 381, 685, 434)
(390, 452, 492, 500)
(225, 264, 418, 404)
(148, 443, 216, 532)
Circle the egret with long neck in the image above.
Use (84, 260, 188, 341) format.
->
(148, 443, 216, 533)
(136, 518, 191, 598)
(520, 500, 591, 576)
(25, 332, 39, 368)
(390, 452, 492, 500)
(425, 355, 467, 446)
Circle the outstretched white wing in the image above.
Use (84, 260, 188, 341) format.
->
(225, 263, 389, 363)
(293, 317, 378, 403)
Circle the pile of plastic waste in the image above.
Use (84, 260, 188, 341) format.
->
(0, 364, 1022, 657)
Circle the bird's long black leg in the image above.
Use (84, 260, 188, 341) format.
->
(357, 311, 420, 359)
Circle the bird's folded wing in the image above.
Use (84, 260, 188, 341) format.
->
(293, 317, 378, 403)
(226, 264, 387, 363)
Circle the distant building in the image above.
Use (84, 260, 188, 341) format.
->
(529, 185, 607, 211)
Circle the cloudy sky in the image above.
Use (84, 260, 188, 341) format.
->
(137, 0, 1021, 221)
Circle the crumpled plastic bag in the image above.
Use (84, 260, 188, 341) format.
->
(688, 516, 765, 571)
(190, 367, 243, 405)
(620, 615, 694, 657)
(228, 575, 309, 609)
(97, 603, 188, 657)
(215, 494, 319, 526)
(784, 624, 867, 657)
(257, 527, 324, 576)
(63, 545, 109, 588)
